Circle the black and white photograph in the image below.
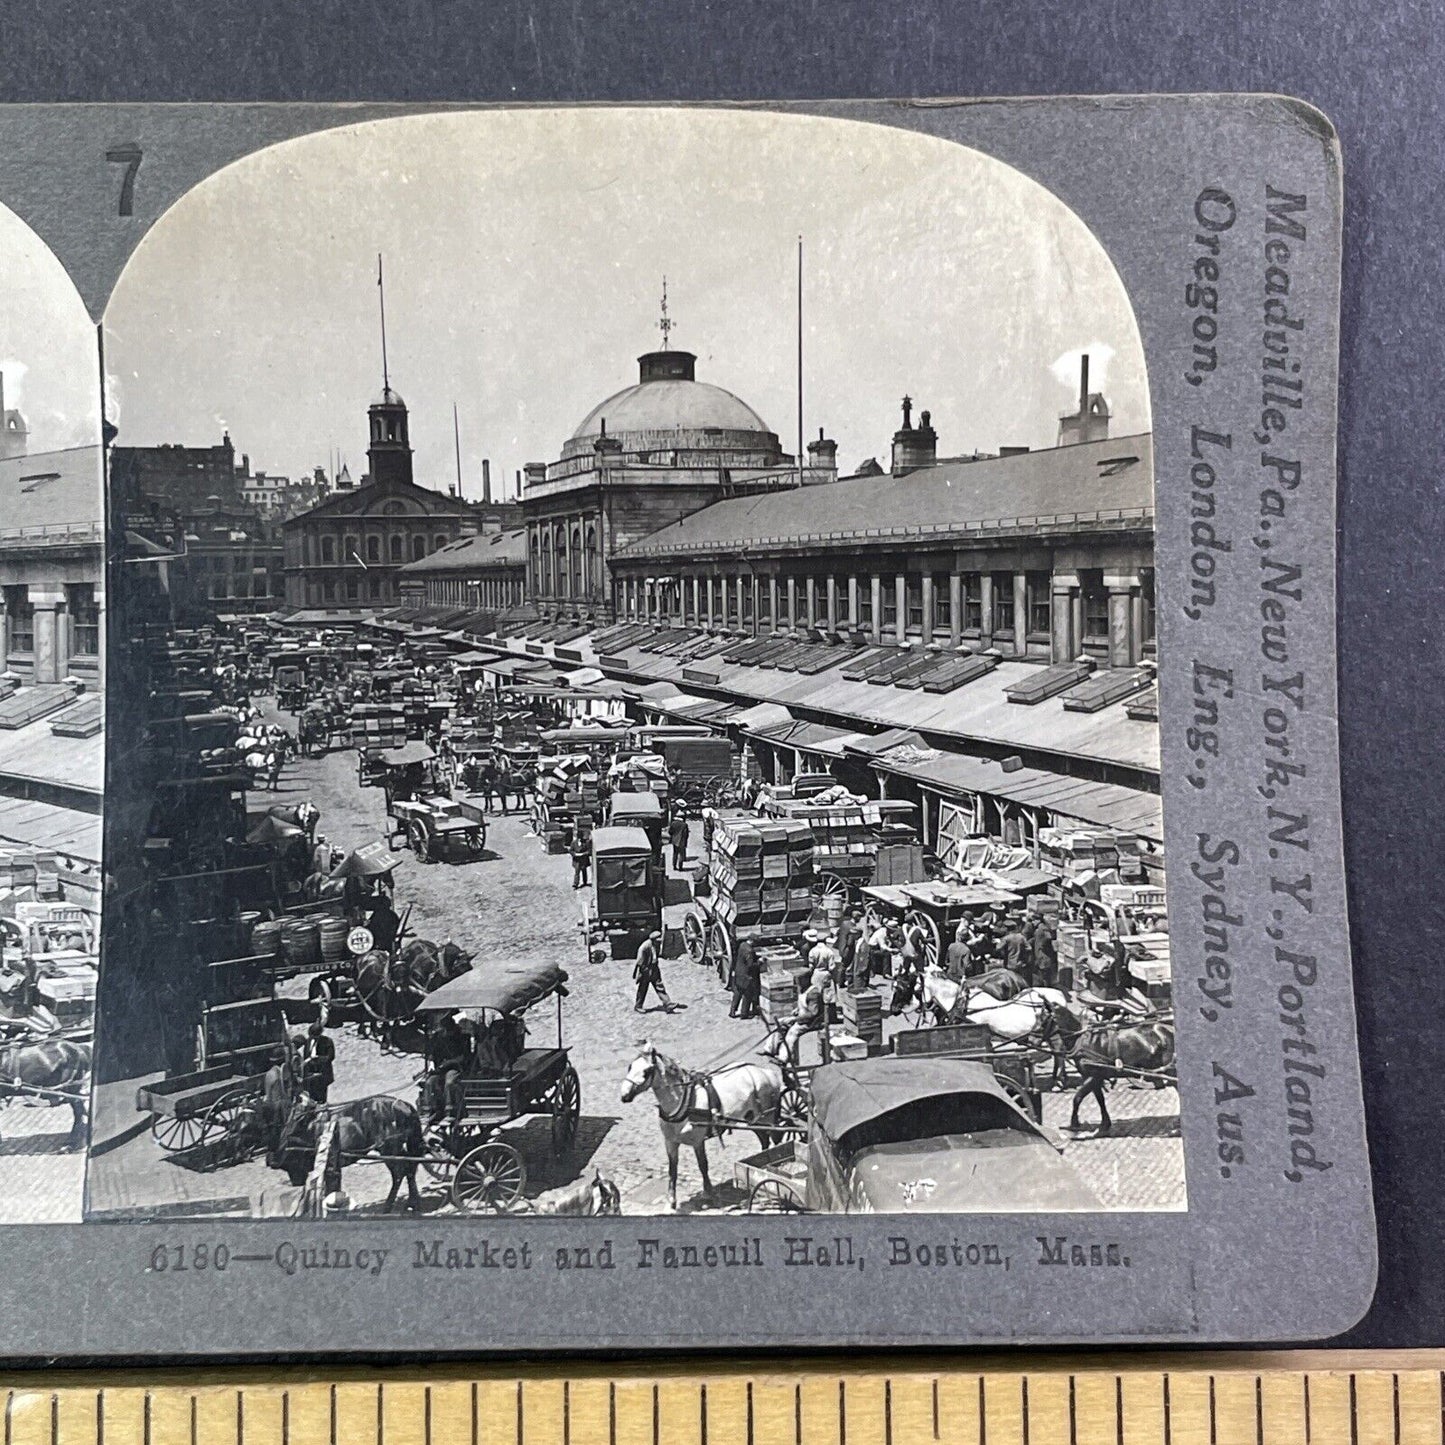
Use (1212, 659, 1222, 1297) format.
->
(0, 199, 104, 1222)
(89, 106, 1179, 1221)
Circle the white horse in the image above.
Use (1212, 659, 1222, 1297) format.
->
(918, 969, 1067, 1038)
(621, 1043, 785, 1211)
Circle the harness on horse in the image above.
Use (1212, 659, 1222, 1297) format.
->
(656, 1067, 727, 1134)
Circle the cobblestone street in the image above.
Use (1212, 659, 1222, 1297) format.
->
(88, 732, 1183, 1218)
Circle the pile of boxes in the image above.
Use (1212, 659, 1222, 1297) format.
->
(1038, 826, 1144, 880)
(839, 987, 883, 1052)
(710, 817, 814, 929)
(350, 703, 407, 750)
(537, 755, 600, 852)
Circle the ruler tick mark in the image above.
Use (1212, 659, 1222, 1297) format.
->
(747, 1381, 754, 1445)
(236, 1388, 243, 1445)
(190, 1393, 197, 1445)
(701, 1382, 708, 1445)
(50, 1393, 58, 1445)
(1064, 1375, 1072, 1445)
(1022, 1377, 1031, 1445)
(1163, 1374, 1172, 1445)
(1255, 1376, 1263, 1445)
(563, 1382, 570, 1445)
(516, 1379, 523, 1445)
(1115, 1376, 1124, 1445)
(1208, 1376, 1217, 1445)
(377, 1383, 384, 1445)
(794, 1382, 802, 1445)
(609, 1381, 616, 1445)
(426, 1385, 433, 1445)
(282, 1390, 290, 1445)
(978, 1377, 986, 1445)
(932, 1379, 940, 1441)
(6, 1388, 13, 1445)
(1303, 1375, 1312, 1445)
(839, 1380, 847, 1445)
(1349, 1375, 1359, 1445)
(1392, 1373, 1400, 1445)
(97, 1389, 105, 1445)
(472, 1380, 479, 1445)
(329, 1384, 337, 1445)
(886, 1380, 894, 1445)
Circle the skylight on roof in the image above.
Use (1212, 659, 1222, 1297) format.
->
(18, 472, 61, 491)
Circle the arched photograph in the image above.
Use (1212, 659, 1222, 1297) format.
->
(0, 202, 104, 1222)
(91, 107, 1176, 1221)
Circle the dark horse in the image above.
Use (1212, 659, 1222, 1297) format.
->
(0, 1038, 91, 1150)
(355, 939, 472, 1042)
(273, 1093, 425, 1212)
(1044, 1002, 1175, 1135)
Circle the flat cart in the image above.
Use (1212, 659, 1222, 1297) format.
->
(134, 1064, 270, 1158)
(584, 826, 662, 958)
(530, 753, 602, 847)
(414, 961, 582, 1213)
(681, 895, 809, 985)
(758, 797, 922, 905)
(860, 879, 1024, 973)
(657, 735, 736, 810)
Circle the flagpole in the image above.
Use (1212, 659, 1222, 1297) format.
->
(378, 253, 389, 391)
(453, 402, 464, 498)
(796, 234, 804, 488)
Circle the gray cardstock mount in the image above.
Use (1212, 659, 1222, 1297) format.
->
(0, 96, 1373, 1354)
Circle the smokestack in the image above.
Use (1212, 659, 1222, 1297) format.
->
(515, 469, 522, 499)
(1079, 353, 1090, 415)
(482, 458, 492, 505)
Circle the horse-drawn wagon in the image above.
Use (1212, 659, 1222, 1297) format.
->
(414, 960, 581, 1212)
(585, 826, 663, 957)
(860, 878, 1025, 972)
(379, 742, 488, 863)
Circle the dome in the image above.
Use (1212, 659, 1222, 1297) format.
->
(570, 378, 771, 443)
(371, 386, 406, 408)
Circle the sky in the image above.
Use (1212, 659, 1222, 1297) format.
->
(0, 204, 101, 454)
(102, 108, 1148, 497)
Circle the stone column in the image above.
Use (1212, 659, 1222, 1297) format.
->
(920, 574, 934, 646)
(826, 576, 838, 632)
(803, 576, 816, 631)
(948, 571, 963, 648)
(31, 588, 65, 684)
(1051, 572, 1078, 664)
(1072, 591, 1085, 660)
(735, 575, 746, 629)
(1131, 590, 1146, 655)
(1013, 572, 1028, 656)
(870, 575, 883, 644)
(979, 573, 994, 649)
(1106, 573, 1140, 667)
(768, 576, 779, 630)
(786, 577, 798, 632)
(750, 576, 761, 634)
(0, 595, 8, 674)
(847, 576, 860, 630)
(703, 575, 714, 626)
(894, 575, 907, 644)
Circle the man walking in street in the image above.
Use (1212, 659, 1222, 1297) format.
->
(730, 935, 759, 1018)
(633, 930, 680, 1013)
(299, 1020, 336, 1104)
(570, 827, 591, 890)
(999, 913, 1030, 983)
(668, 809, 691, 873)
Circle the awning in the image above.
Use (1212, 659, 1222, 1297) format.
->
(844, 727, 929, 756)
(561, 666, 607, 687)
(379, 741, 436, 767)
(417, 961, 569, 1017)
(0, 797, 101, 863)
(873, 746, 1162, 842)
(753, 719, 866, 757)
(732, 702, 793, 735)
(632, 680, 684, 704)
(329, 841, 401, 878)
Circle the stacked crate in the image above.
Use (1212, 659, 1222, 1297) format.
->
(350, 703, 407, 750)
(712, 818, 814, 929)
(710, 817, 764, 930)
(1039, 826, 1142, 879)
(839, 988, 884, 1051)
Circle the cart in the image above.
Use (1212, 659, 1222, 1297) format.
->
(584, 826, 663, 958)
(134, 1064, 269, 1158)
(606, 789, 664, 860)
(414, 960, 582, 1213)
(860, 879, 1024, 972)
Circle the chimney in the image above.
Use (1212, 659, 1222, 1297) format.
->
(1079, 353, 1090, 417)
(890, 397, 938, 476)
(523, 461, 547, 491)
(594, 416, 623, 470)
(806, 427, 838, 483)
(481, 458, 492, 505)
(999, 445, 1031, 457)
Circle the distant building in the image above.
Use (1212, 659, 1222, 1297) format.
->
(0, 372, 29, 462)
(1058, 355, 1112, 446)
(0, 445, 105, 684)
(110, 434, 242, 512)
(521, 342, 834, 619)
(282, 387, 480, 611)
(168, 500, 284, 623)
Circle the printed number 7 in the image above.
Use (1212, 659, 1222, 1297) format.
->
(105, 145, 142, 217)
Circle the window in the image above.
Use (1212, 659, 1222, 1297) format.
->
(857, 580, 873, 628)
(835, 578, 851, 625)
(366, 535, 381, 564)
(1081, 570, 1109, 641)
(389, 535, 402, 564)
(434, 534, 447, 554)
(412, 536, 425, 562)
(369, 577, 382, 600)
(778, 581, 791, 624)
(344, 535, 358, 565)
(993, 573, 1016, 634)
(541, 536, 553, 595)
(1027, 571, 1052, 637)
(5, 587, 33, 652)
(570, 528, 582, 598)
(585, 527, 598, 595)
(1141, 570, 1157, 651)
(906, 576, 923, 632)
(757, 581, 772, 625)
(68, 585, 99, 656)
(742, 579, 754, 623)
(963, 573, 982, 632)
(322, 577, 336, 603)
(321, 535, 335, 564)
(726, 579, 739, 626)
(881, 576, 897, 628)
(932, 572, 951, 630)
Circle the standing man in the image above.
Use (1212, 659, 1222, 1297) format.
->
(866, 914, 893, 986)
(570, 827, 592, 890)
(730, 935, 759, 1018)
(1031, 914, 1059, 989)
(668, 809, 691, 873)
(833, 907, 861, 991)
(999, 913, 1030, 981)
(633, 930, 680, 1013)
(299, 1020, 336, 1104)
(700, 805, 717, 858)
(806, 928, 842, 988)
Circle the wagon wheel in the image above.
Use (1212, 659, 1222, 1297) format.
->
(451, 1140, 528, 1213)
(528, 800, 546, 836)
(408, 821, 433, 864)
(748, 1178, 805, 1214)
(149, 1111, 211, 1153)
(308, 974, 334, 1006)
(419, 1121, 478, 1182)
(470, 816, 487, 854)
(682, 910, 707, 965)
(778, 1084, 808, 1131)
(203, 1089, 263, 1166)
(904, 908, 941, 972)
(815, 871, 851, 906)
(550, 1064, 582, 1151)
(995, 1072, 1039, 1123)
(708, 917, 734, 986)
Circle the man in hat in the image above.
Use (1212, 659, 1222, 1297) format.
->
(1031, 914, 1059, 989)
(667, 808, 691, 873)
(772, 966, 832, 1064)
(998, 913, 1030, 982)
(633, 930, 679, 1013)
(807, 927, 842, 987)
(570, 827, 592, 890)
(298, 1019, 336, 1103)
(700, 805, 717, 858)
(730, 934, 759, 1019)
(834, 907, 862, 990)
(423, 1011, 470, 1124)
(438, 940, 474, 982)
(366, 891, 401, 953)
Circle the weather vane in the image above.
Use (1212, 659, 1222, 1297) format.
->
(658, 275, 673, 350)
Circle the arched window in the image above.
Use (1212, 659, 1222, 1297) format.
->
(389, 535, 403, 564)
(321, 535, 335, 564)
(412, 535, 426, 561)
(570, 526, 583, 599)
(541, 535, 553, 595)
(366, 535, 380, 564)
(530, 534, 540, 595)
(556, 529, 569, 597)
(344, 535, 358, 564)
(434, 534, 447, 553)
(585, 526, 598, 596)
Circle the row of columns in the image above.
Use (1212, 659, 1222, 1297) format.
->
(617, 568, 1149, 667)
(530, 518, 599, 603)
(0, 585, 103, 683)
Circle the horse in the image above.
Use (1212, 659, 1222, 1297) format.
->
(915, 965, 1028, 1023)
(0, 1038, 90, 1149)
(273, 1093, 424, 1211)
(1042, 1002, 1176, 1135)
(355, 941, 472, 1042)
(621, 1043, 785, 1211)
(268, 800, 319, 841)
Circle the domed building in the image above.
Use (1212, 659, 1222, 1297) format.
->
(522, 347, 836, 618)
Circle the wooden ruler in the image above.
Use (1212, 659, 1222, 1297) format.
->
(2, 1353, 1442, 1445)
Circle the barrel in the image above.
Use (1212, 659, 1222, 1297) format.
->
(250, 918, 284, 959)
(281, 918, 322, 969)
(318, 916, 350, 964)
(238, 910, 262, 939)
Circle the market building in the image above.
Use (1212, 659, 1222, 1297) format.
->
(395, 525, 528, 610)
(520, 344, 835, 619)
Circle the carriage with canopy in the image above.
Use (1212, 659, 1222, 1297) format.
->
(413, 961, 582, 1212)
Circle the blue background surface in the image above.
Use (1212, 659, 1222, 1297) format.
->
(1, 0, 1438, 1348)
